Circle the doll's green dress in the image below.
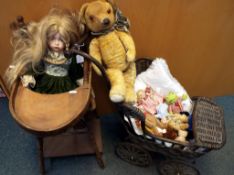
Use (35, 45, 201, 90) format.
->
(32, 51, 83, 94)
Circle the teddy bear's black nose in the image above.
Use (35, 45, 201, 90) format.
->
(102, 18, 110, 26)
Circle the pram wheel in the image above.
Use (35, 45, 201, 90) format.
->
(158, 160, 200, 175)
(115, 142, 152, 167)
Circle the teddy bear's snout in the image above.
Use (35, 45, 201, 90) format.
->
(102, 18, 110, 26)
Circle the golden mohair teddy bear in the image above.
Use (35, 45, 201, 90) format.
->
(79, 0, 137, 103)
(167, 114, 189, 143)
(144, 113, 167, 137)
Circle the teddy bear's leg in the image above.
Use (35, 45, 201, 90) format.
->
(175, 130, 188, 143)
(123, 62, 136, 103)
(106, 68, 125, 103)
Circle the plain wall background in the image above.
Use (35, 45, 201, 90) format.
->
(0, 0, 234, 114)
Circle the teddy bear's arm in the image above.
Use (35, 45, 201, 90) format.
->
(89, 38, 102, 76)
(116, 31, 136, 62)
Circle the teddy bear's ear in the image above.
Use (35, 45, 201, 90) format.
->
(106, 0, 115, 6)
(78, 15, 86, 35)
(106, 0, 117, 13)
(79, 3, 89, 24)
(78, 3, 89, 35)
(98, 0, 117, 13)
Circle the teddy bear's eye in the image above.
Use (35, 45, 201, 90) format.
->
(89, 15, 94, 21)
(107, 9, 111, 14)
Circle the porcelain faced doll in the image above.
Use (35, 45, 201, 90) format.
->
(6, 8, 83, 94)
(48, 33, 65, 53)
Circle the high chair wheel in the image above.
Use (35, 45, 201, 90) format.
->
(158, 160, 200, 175)
(115, 142, 152, 167)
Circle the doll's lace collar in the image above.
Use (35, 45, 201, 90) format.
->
(44, 51, 67, 64)
(48, 51, 66, 60)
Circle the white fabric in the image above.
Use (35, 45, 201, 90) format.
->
(129, 58, 193, 136)
(135, 58, 192, 113)
(124, 116, 143, 135)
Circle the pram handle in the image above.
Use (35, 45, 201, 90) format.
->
(119, 103, 147, 136)
(68, 48, 110, 87)
(120, 103, 145, 122)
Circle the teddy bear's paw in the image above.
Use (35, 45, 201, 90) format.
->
(110, 94, 125, 103)
(126, 54, 135, 63)
(109, 85, 125, 103)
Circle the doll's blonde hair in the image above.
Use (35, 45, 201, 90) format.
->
(5, 8, 80, 89)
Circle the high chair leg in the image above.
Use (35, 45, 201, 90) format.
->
(88, 127, 105, 168)
(86, 111, 105, 169)
(38, 137, 46, 175)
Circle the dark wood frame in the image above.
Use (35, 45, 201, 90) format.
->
(38, 110, 104, 175)
(0, 75, 9, 99)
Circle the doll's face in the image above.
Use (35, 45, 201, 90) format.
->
(48, 33, 65, 53)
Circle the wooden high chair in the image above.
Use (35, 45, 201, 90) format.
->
(9, 50, 106, 175)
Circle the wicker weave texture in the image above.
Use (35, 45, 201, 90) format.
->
(192, 97, 225, 149)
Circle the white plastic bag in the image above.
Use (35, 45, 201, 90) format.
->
(135, 58, 192, 112)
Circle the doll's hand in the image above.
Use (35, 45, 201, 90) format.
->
(21, 75, 36, 88)
(76, 78, 83, 86)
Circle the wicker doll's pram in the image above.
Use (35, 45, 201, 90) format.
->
(113, 58, 226, 175)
